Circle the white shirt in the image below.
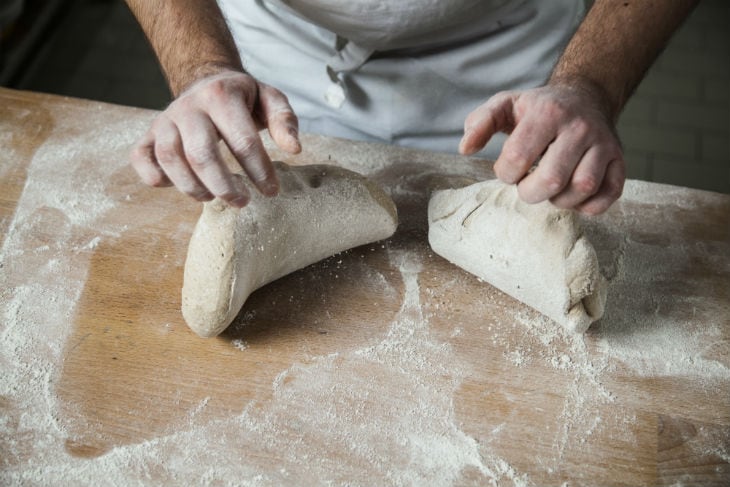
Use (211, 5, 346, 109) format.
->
(218, 0, 585, 157)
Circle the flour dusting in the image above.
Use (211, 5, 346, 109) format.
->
(1, 110, 728, 485)
(0, 100, 149, 482)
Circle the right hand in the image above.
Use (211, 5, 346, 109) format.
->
(130, 70, 301, 207)
(459, 82, 625, 215)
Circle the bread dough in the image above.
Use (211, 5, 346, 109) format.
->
(428, 179, 606, 333)
(182, 161, 398, 338)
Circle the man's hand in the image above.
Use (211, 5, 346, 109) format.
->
(458, 82, 625, 215)
(458, 0, 697, 215)
(130, 71, 301, 207)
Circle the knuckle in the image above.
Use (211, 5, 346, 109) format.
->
(501, 146, 531, 165)
(229, 133, 260, 156)
(543, 101, 567, 121)
(202, 74, 255, 105)
(204, 78, 231, 100)
(154, 142, 179, 164)
(569, 118, 592, 139)
(573, 174, 600, 196)
(259, 82, 282, 99)
(185, 144, 217, 170)
(539, 170, 568, 193)
(489, 90, 512, 106)
(130, 142, 151, 162)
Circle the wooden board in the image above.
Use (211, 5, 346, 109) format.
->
(1, 87, 729, 486)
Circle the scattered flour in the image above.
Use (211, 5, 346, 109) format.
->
(1, 245, 533, 486)
(588, 204, 730, 381)
(0, 101, 151, 483)
(1, 119, 728, 485)
(82, 236, 102, 251)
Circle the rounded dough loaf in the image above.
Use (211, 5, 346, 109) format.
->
(182, 162, 398, 338)
(428, 179, 607, 333)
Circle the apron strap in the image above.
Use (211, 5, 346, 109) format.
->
(325, 36, 374, 108)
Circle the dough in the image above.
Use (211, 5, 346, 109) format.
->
(428, 179, 606, 333)
(182, 161, 398, 337)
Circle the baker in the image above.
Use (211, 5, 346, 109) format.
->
(125, 0, 696, 215)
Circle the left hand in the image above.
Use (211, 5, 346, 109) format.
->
(459, 82, 625, 215)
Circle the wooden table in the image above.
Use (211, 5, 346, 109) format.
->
(1, 87, 728, 486)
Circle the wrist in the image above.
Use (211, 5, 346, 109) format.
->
(171, 61, 246, 97)
(547, 74, 621, 124)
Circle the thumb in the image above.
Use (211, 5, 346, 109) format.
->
(257, 83, 301, 154)
(459, 91, 517, 156)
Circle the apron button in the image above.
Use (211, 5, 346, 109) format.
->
(324, 82, 346, 109)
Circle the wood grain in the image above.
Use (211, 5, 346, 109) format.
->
(1, 87, 728, 486)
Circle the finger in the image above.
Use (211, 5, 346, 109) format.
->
(208, 96, 279, 197)
(152, 117, 215, 201)
(130, 132, 172, 187)
(550, 145, 609, 209)
(494, 113, 558, 185)
(515, 122, 592, 204)
(459, 91, 515, 156)
(257, 83, 301, 154)
(576, 158, 626, 215)
(176, 111, 250, 207)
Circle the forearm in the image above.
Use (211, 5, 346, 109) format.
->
(125, 0, 243, 96)
(550, 0, 698, 122)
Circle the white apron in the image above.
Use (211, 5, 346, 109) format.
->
(217, 0, 585, 157)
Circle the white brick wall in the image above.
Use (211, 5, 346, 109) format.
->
(617, 0, 730, 194)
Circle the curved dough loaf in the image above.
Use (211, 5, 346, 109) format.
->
(428, 179, 606, 333)
(182, 161, 398, 337)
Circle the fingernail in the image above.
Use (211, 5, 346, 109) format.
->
(228, 175, 251, 207)
(459, 138, 472, 155)
(230, 194, 249, 208)
(263, 179, 279, 196)
(287, 126, 301, 151)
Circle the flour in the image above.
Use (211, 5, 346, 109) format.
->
(620, 180, 715, 210)
(587, 202, 730, 381)
(2, 243, 533, 485)
(2, 113, 729, 485)
(201, 248, 533, 486)
(0, 101, 148, 482)
(82, 236, 102, 251)
(16, 120, 135, 227)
